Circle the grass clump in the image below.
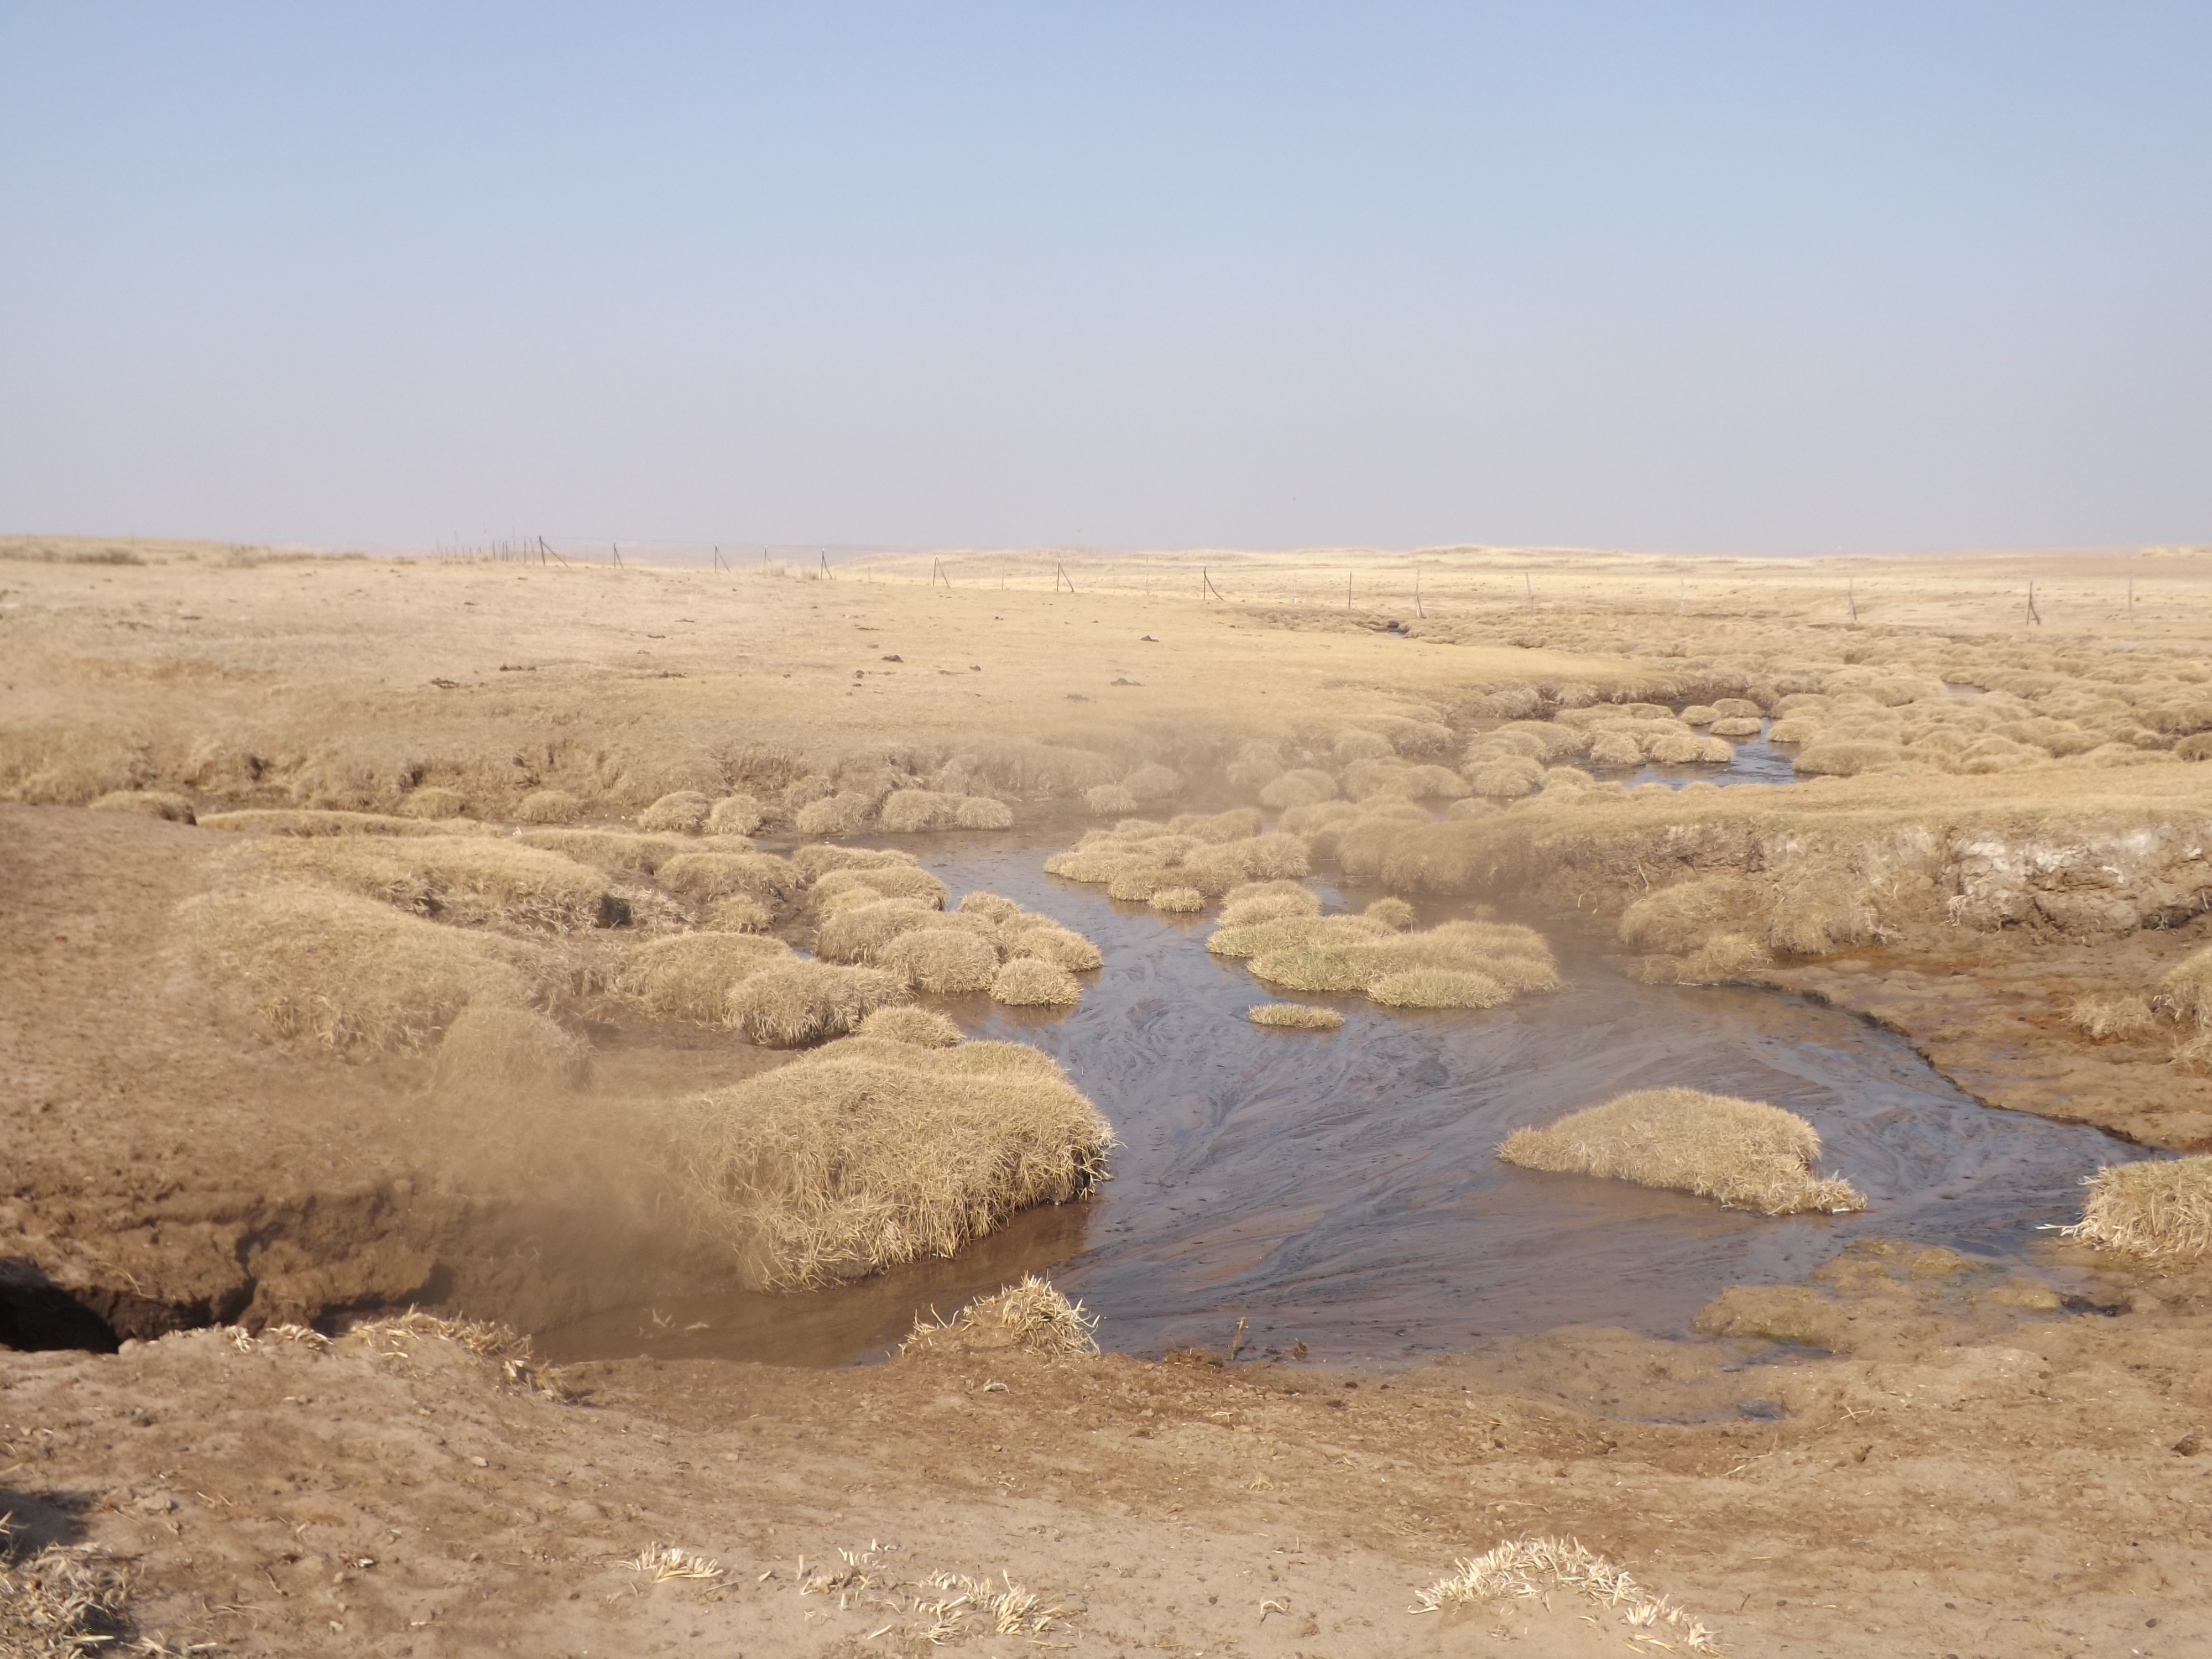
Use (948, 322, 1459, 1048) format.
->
(2070, 992, 2159, 1041)
(990, 957, 1081, 1006)
(1218, 880, 1321, 927)
(879, 927, 1001, 993)
(1498, 1088, 1865, 1215)
(855, 1005, 964, 1047)
(899, 1272, 1100, 1357)
(515, 789, 582, 822)
(791, 843, 920, 880)
(1366, 969, 1510, 1008)
(1235, 916, 1557, 1009)
(726, 962, 910, 1046)
(88, 788, 195, 822)
(2059, 1157, 2212, 1261)
(430, 1005, 592, 1094)
(638, 790, 713, 832)
(812, 863, 950, 910)
(674, 1035, 1113, 1287)
(708, 793, 765, 834)
(658, 849, 803, 910)
(514, 826, 695, 876)
(618, 932, 796, 1024)
(398, 785, 470, 819)
(267, 833, 614, 932)
(179, 884, 548, 1056)
(999, 920, 1104, 972)
(199, 807, 474, 837)
(1246, 1002, 1344, 1030)
(1149, 886, 1206, 913)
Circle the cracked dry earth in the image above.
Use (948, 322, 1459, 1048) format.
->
(6, 1242, 2212, 1659)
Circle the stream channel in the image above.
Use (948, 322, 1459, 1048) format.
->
(539, 797, 2143, 1369)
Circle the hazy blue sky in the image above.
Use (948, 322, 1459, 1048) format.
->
(3, 4, 2207, 551)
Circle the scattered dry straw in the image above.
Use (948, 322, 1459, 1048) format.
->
(1246, 1002, 1344, 1030)
(674, 1035, 1114, 1287)
(2058, 1157, 2212, 1261)
(1411, 1535, 1719, 1655)
(898, 1272, 1100, 1357)
(1499, 1088, 1865, 1215)
(0, 1512, 130, 1658)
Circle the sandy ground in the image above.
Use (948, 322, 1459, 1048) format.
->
(10, 538, 2212, 1653)
(6, 1242, 2210, 1658)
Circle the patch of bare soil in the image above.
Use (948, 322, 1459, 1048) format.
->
(3, 1244, 2209, 1658)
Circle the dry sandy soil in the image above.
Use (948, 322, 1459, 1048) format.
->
(8, 536, 2212, 1654)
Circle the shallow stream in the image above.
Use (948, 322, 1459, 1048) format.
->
(538, 833, 2141, 1369)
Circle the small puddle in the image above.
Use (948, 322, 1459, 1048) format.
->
(536, 834, 2140, 1368)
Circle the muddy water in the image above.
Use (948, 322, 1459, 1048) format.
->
(537, 837, 2140, 1369)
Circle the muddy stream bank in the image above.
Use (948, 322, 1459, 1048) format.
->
(539, 832, 2142, 1368)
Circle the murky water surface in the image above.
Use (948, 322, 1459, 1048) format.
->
(538, 833, 2140, 1369)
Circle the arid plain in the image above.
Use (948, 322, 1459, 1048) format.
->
(6, 534, 2212, 1657)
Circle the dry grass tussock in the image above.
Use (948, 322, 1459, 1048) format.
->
(726, 961, 910, 1046)
(2059, 1157, 2212, 1261)
(1044, 819, 1307, 905)
(179, 883, 552, 1056)
(1246, 1002, 1344, 1030)
(1499, 1088, 1865, 1215)
(880, 926, 1001, 993)
(656, 848, 804, 909)
(638, 789, 713, 832)
(876, 788, 1015, 832)
(1217, 880, 1321, 927)
(990, 956, 1082, 1005)
(2158, 946, 2212, 1029)
(87, 787, 195, 822)
(1218, 914, 1557, 1011)
(1148, 885, 1205, 912)
(515, 826, 702, 877)
(2071, 992, 2161, 1042)
(1411, 1536, 1719, 1654)
(617, 932, 795, 1024)
(855, 1004, 964, 1047)
(898, 1272, 1100, 1357)
(265, 834, 614, 932)
(431, 1004, 592, 1094)
(200, 807, 486, 837)
(673, 1035, 1113, 1287)
(0, 1511, 131, 1658)
(812, 863, 950, 909)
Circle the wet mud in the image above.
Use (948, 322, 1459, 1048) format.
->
(540, 834, 2141, 1368)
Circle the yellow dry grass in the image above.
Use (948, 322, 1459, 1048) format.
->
(879, 927, 1001, 993)
(855, 1005, 965, 1047)
(1498, 1088, 1865, 1215)
(2070, 993, 2160, 1041)
(430, 1004, 592, 1094)
(2059, 1157, 2212, 1261)
(998, 919, 1104, 972)
(1239, 916, 1558, 1008)
(617, 932, 796, 1025)
(656, 849, 803, 909)
(898, 1272, 1100, 1357)
(178, 883, 550, 1056)
(637, 789, 713, 832)
(990, 957, 1082, 1006)
(672, 1035, 1113, 1287)
(515, 827, 699, 876)
(1148, 885, 1206, 913)
(200, 807, 482, 837)
(87, 788, 195, 822)
(812, 863, 950, 910)
(726, 961, 911, 1046)
(1245, 1002, 1344, 1030)
(264, 833, 613, 932)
